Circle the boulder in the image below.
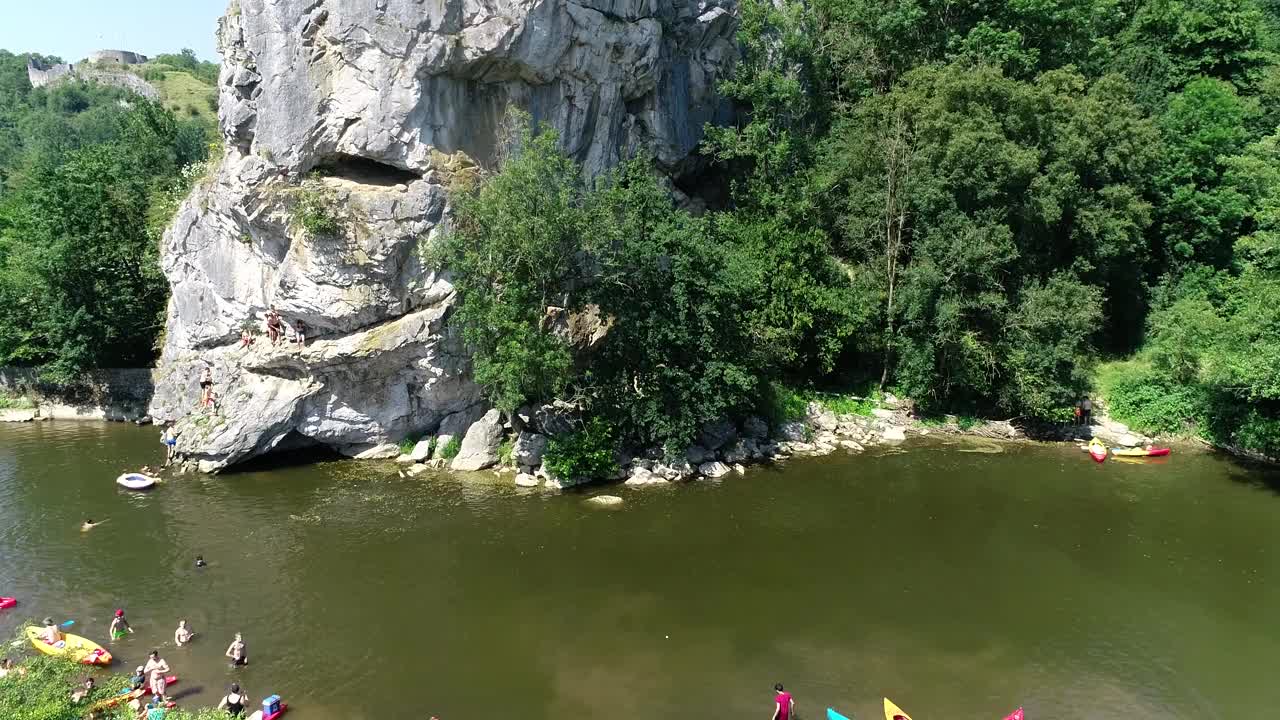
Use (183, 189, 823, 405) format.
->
(586, 495, 624, 507)
(699, 461, 731, 478)
(350, 442, 400, 460)
(395, 453, 417, 464)
(534, 400, 580, 436)
(512, 432, 549, 467)
(720, 438, 757, 464)
(684, 444, 715, 464)
(807, 402, 838, 431)
(450, 409, 504, 471)
(776, 421, 810, 442)
(433, 405, 488, 459)
(654, 459, 695, 482)
(741, 415, 769, 440)
(406, 463, 432, 477)
(409, 437, 434, 462)
(732, 463, 746, 475)
(514, 472, 540, 488)
(625, 467, 668, 487)
(0, 409, 37, 422)
(882, 426, 907, 442)
(699, 418, 738, 451)
(872, 408, 896, 419)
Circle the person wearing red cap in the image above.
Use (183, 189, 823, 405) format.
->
(109, 609, 133, 640)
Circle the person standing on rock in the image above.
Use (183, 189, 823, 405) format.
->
(265, 306, 283, 345)
(1080, 396, 1092, 426)
(293, 319, 306, 347)
(199, 367, 214, 407)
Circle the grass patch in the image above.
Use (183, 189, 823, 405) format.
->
(140, 68, 218, 125)
(289, 178, 342, 237)
(397, 437, 418, 455)
(811, 391, 877, 417)
(0, 392, 35, 409)
(497, 438, 515, 466)
(441, 436, 462, 460)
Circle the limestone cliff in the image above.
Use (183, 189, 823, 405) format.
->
(149, 0, 738, 471)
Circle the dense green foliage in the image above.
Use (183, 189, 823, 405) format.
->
(0, 49, 211, 383)
(440, 0, 1280, 458)
(543, 417, 620, 480)
(0, 652, 127, 720)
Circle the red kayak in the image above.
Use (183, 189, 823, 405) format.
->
(0, 597, 15, 610)
(1088, 439, 1108, 463)
(1004, 708, 1024, 720)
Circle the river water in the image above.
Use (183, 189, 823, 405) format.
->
(1, 422, 1278, 719)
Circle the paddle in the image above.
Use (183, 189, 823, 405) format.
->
(61, 620, 75, 627)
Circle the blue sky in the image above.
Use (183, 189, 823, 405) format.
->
(0, 0, 226, 64)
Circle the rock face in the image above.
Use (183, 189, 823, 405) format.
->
(150, 0, 738, 471)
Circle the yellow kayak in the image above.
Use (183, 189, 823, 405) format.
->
(885, 698, 913, 720)
(24, 626, 112, 665)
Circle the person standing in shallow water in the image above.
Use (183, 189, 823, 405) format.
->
(771, 683, 794, 720)
(225, 632, 248, 666)
(109, 609, 133, 640)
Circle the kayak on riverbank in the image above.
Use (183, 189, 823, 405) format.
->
(88, 676, 179, 712)
(1088, 439, 1108, 463)
(23, 626, 112, 665)
(0, 596, 14, 609)
(1111, 446, 1171, 458)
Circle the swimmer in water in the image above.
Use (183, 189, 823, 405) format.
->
(224, 633, 248, 667)
(174, 620, 194, 646)
(81, 518, 105, 532)
(109, 609, 133, 640)
(195, 555, 207, 568)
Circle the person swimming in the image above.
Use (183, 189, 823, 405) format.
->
(110, 609, 133, 640)
(81, 518, 104, 532)
(174, 620, 194, 646)
(195, 555, 207, 568)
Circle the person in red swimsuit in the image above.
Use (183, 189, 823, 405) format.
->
(772, 683, 794, 720)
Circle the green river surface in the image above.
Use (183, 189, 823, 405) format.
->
(2, 422, 1279, 720)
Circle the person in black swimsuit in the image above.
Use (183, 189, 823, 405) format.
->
(218, 683, 247, 717)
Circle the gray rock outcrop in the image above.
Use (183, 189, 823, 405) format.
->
(151, 0, 738, 471)
(512, 431, 549, 468)
(451, 409, 505, 471)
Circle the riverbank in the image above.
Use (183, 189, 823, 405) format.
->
(0, 367, 154, 424)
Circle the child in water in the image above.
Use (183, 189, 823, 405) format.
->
(109, 609, 133, 640)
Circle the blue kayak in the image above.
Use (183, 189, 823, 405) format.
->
(828, 708, 853, 720)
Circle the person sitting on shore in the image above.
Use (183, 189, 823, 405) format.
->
(39, 618, 62, 645)
(174, 620, 194, 646)
(71, 676, 95, 703)
(130, 665, 147, 691)
(109, 609, 133, 640)
(240, 327, 255, 349)
(0, 657, 17, 678)
(225, 632, 248, 666)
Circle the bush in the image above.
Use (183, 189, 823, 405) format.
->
(543, 418, 619, 481)
(0, 651, 129, 720)
(1096, 359, 1210, 436)
(289, 179, 341, 237)
(0, 391, 35, 409)
(497, 438, 514, 466)
(441, 436, 461, 460)
(397, 437, 418, 455)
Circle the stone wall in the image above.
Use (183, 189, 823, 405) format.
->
(26, 56, 160, 100)
(89, 50, 149, 65)
(0, 367, 156, 422)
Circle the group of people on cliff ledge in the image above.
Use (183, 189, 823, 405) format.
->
(239, 306, 306, 350)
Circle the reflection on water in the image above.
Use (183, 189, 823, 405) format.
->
(1, 422, 1279, 719)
